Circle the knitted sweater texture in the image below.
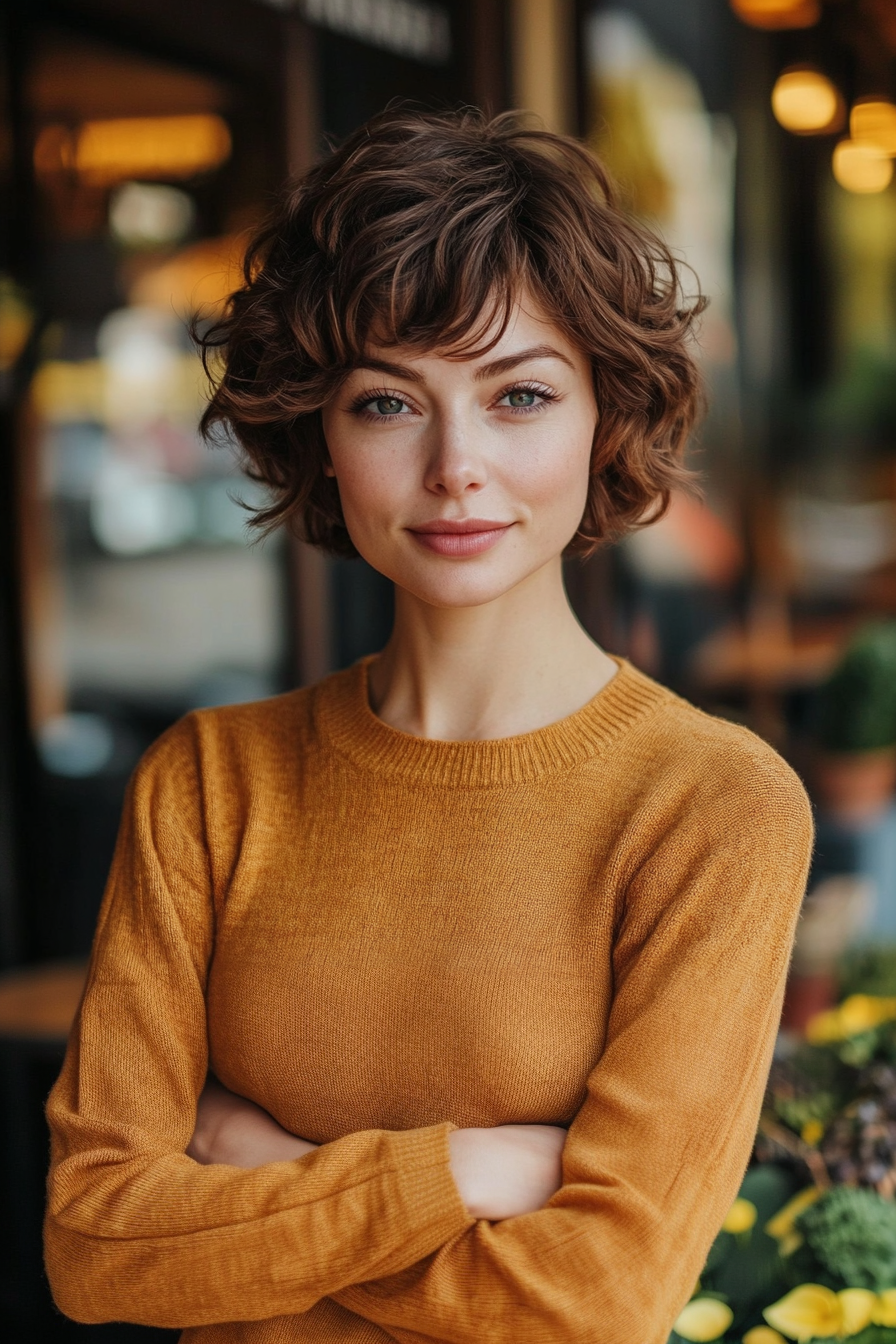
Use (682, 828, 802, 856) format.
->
(45, 657, 813, 1344)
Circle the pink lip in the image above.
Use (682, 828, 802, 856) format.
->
(408, 519, 514, 557)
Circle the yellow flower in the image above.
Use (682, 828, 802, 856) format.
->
(723, 1198, 759, 1234)
(805, 994, 896, 1044)
(674, 1298, 734, 1342)
(764, 1284, 842, 1341)
(838, 1288, 877, 1336)
(765, 1188, 821, 1244)
(743, 1328, 787, 1344)
(872, 1289, 896, 1327)
(800, 1119, 824, 1147)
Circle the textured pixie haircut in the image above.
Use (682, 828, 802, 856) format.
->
(199, 107, 705, 556)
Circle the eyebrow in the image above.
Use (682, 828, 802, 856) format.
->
(350, 344, 575, 385)
(473, 345, 575, 381)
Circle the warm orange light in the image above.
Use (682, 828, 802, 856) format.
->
(730, 0, 820, 30)
(34, 115, 231, 183)
(832, 139, 894, 193)
(850, 99, 896, 156)
(771, 68, 842, 134)
(129, 235, 246, 317)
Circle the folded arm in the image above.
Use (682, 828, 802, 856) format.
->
(44, 721, 473, 1330)
(190, 1077, 566, 1220)
(328, 768, 813, 1344)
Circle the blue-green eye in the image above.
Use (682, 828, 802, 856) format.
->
(498, 383, 555, 412)
(372, 396, 405, 416)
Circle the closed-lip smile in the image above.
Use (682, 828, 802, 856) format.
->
(407, 518, 515, 556)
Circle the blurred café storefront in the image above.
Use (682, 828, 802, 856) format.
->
(577, 0, 896, 971)
(1, 0, 505, 970)
(2, 0, 896, 1334)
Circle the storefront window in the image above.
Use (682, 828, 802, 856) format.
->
(17, 28, 286, 952)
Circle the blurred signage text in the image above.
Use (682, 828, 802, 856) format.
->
(258, 0, 451, 63)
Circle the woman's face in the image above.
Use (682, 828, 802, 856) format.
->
(321, 293, 598, 610)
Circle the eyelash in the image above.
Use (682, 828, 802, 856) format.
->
(348, 388, 414, 422)
(498, 381, 558, 415)
(348, 381, 559, 421)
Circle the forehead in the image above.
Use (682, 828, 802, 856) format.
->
(360, 293, 583, 372)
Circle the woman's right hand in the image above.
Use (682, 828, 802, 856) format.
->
(448, 1124, 566, 1220)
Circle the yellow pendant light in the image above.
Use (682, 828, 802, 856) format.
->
(730, 0, 820, 29)
(832, 139, 894, 193)
(850, 99, 896, 156)
(771, 68, 842, 134)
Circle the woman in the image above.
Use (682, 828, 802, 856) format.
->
(45, 109, 813, 1344)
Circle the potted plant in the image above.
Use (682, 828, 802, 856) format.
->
(781, 624, 896, 1032)
(813, 621, 896, 825)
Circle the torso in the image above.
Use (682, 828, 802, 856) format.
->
(197, 656, 674, 1143)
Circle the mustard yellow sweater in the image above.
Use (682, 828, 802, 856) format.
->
(45, 656, 813, 1344)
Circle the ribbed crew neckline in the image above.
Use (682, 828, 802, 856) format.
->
(316, 655, 671, 788)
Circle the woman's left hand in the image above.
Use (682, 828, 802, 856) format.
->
(187, 1076, 319, 1168)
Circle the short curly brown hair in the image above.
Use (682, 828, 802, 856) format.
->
(198, 107, 705, 556)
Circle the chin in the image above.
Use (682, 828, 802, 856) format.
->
(388, 555, 551, 610)
(350, 529, 571, 610)
(404, 580, 518, 610)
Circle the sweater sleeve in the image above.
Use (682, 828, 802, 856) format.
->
(44, 718, 473, 1330)
(332, 756, 813, 1344)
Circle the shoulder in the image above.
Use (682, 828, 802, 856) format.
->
(613, 662, 813, 844)
(134, 666, 356, 789)
(604, 669, 814, 950)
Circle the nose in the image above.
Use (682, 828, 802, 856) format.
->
(422, 410, 487, 497)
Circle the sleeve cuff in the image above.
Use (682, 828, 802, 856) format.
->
(388, 1122, 475, 1254)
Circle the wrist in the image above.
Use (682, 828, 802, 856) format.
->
(447, 1128, 486, 1218)
(447, 1123, 566, 1222)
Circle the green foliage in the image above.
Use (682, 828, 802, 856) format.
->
(768, 1042, 855, 1132)
(841, 947, 896, 1000)
(796, 1333, 896, 1344)
(814, 344, 896, 436)
(796, 1187, 896, 1291)
(815, 620, 896, 753)
(808, 1333, 896, 1344)
(711, 1228, 788, 1321)
(699, 1167, 796, 1332)
(739, 1165, 801, 1223)
(775, 1090, 841, 1132)
(846, 1329, 896, 1344)
(679, 956, 896, 1344)
(838, 1023, 896, 1068)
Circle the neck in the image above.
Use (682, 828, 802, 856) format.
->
(367, 558, 617, 740)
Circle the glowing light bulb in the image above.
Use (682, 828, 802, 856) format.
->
(771, 68, 842, 134)
(730, 0, 819, 29)
(832, 139, 894, 193)
(850, 99, 896, 156)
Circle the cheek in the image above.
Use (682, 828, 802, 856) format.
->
(513, 418, 593, 522)
(328, 445, 411, 550)
(322, 416, 384, 506)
